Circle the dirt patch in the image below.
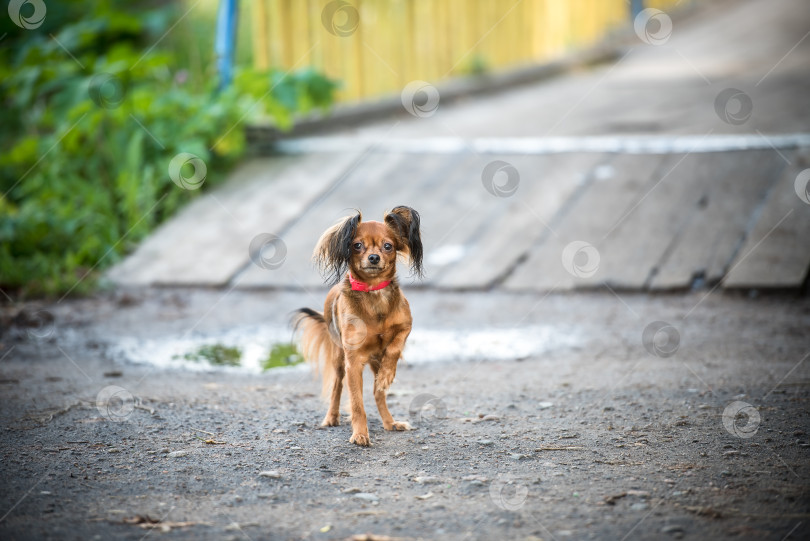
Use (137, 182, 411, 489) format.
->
(1, 289, 808, 540)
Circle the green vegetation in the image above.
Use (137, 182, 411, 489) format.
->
(0, 1, 338, 297)
(261, 343, 303, 371)
(172, 341, 302, 370)
(466, 54, 490, 76)
(177, 343, 242, 367)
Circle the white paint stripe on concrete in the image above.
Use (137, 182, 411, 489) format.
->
(274, 134, 810, 155)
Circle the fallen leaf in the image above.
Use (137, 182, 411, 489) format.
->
(604, 493, 627, 505)
(122, 515, 197, 531)
(685, 505, 723, 519)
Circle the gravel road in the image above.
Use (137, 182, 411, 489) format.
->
(1, 288, 808, 540)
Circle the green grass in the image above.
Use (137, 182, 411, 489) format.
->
(261, 343, 303, 371)
(172, 342, 303, 371)
(177, 344, 242, 367)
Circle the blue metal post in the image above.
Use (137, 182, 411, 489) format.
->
(631, 0, 644, 18)
(215, 0, 239, 90)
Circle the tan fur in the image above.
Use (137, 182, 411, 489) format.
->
(291, 309, 343, 400)
(293, 207, 423, 446)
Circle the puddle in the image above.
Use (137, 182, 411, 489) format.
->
(111, 324, 581, 374)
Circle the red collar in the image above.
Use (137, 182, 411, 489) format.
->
(348, 273, 391, 292)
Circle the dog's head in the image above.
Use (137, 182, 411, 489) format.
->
(314, 206, 423, 285)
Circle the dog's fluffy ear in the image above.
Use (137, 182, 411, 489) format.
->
(384, 206, 423, 279)
(314, 211, 361, 284)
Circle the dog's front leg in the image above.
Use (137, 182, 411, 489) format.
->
(345, 352, 370, 446)
(374, 329, 412, 432)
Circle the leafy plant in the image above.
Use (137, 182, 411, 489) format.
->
(177, 343, 242, 367)
(0, 1, 338, 297)
(261, 342, 302, 371)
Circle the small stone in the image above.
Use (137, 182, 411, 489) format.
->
(511, 453, 527, 460)
(414, 476, 441, 484)
(415, 492, 433, 500)
(342, 487, 362, 494)
(477, 439, 495, 446)
(630, 502, 649, 511)
(353, 492, 379, 502)
(661, 524, 685, 535)
(259, 471, 281, 479)
(167, 450, 190, 458)
(538, 402, 553, 410)
(480, 414, 500, 422)
(626, 490, 650, 498)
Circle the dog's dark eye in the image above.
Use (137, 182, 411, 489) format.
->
(383, 242, 393, 252)
(353, 242, 363, 251)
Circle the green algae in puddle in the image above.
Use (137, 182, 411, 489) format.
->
(176, 344, 242, 367)
(262, 343, 303, 371)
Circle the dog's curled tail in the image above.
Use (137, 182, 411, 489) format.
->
(292, 308, 343, 400)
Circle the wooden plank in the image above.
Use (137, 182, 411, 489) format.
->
(595, 153, 731, 289)
(106, 152, 362, 287)
(435, 153, 609, 289)
(503, 153, 668, 291)
(234, 152, 460, 289)
(723, 153, 810, 289)
(396, 153, 496, 287)
(650, 150, 786, 290)
(251, 0, 270, 70)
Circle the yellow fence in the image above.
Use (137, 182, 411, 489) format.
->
(251, 0, 685, 102)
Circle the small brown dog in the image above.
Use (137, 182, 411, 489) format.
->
(293, 206, 423, 446)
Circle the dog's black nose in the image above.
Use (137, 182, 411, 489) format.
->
(368, 254, 380, 264)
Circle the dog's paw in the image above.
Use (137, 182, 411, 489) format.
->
(321, 414, 340, 427)
(349, 432, 371, 446)
(386, 420, 413, 431)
